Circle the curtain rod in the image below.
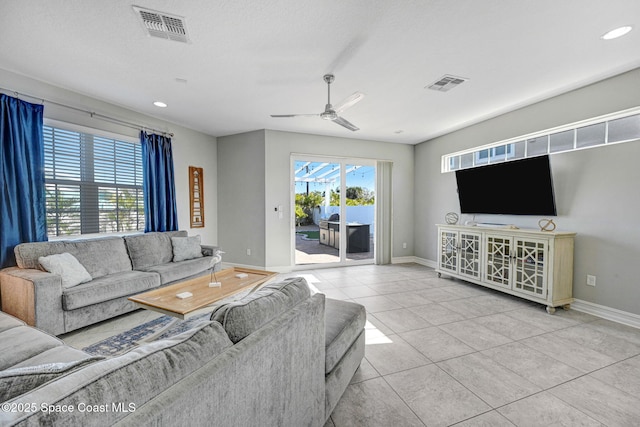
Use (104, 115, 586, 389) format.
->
(0, 86, 174, 137)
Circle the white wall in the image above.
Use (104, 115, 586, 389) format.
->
(264, 130, 414, 270)
(414, 67, 640, 316)
(0, 68, 218, 245)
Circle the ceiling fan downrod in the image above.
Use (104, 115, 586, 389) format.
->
(321, 74, 337, 120)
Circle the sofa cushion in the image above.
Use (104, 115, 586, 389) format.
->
(0, 326, 63, 370)
(8, 322, 233, 425)
(0, 311, 25, 333)
(211, 276, 310, 343)
(38, 253, 92, 288)
(62, 270, 160, 310)
(14, 237, 132, 279)
(324, 298, 366, 375)
(0, 353, 101, 402)
(171, 235, 204, 262)
(139, 256, 213, 285)
(124, 231, 187, 270)
(10, 346, 100, 369)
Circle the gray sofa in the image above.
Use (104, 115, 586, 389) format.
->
(0, 231, 220, 335)
(0, 276, 366, 426)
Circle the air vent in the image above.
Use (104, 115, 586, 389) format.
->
(133, 6, 189, 43)
(427, 75, 468, 92)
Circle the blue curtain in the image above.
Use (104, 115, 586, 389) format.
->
(141, 131, 178, 232)
(0, 94, 47, 268)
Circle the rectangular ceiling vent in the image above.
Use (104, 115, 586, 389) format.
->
(133, 6, 189, 43)
(427, 75, 468, 92)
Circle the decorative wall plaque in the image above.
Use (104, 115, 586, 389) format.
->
(189, 166, 204, 228)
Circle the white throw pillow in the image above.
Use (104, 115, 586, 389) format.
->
(38, 253, 93, 288)
(171, 235, 204, 262)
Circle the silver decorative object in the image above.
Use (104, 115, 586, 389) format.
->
(445, 212, 459, 225)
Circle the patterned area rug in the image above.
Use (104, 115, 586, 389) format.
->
(82, 312, 212, 357)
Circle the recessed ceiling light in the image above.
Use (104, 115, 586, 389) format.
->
(153, 101, 168, 108)
(601, 25, 633, 40)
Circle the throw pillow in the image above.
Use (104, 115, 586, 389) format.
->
(210, 277, 311, 343)
(171, 235, 204, 262)
(38, 253, 93, 288)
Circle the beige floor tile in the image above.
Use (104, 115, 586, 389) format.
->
(409, 303, 467, 325)
(438, 353, 541, 408)
(520, 332, 618, 373)
(503, 307, 581, 332)
(320, 288, 352, 300)
(400, 327, 475, 362)
(351, 295, 403, 313)
(365, 313, 394, 336)
(453, 411, 515, 426)
(372, 308, 433, 334)
(386, 365, 491, 426)
(549, 375, 640, 426)
(473, 313, 547, 341)
(498, 392, 601, 426)
(589, 354, 640, 397)
(553, 323, 640, 361)
(438, 320, 513, 351)
(481, 342, 583, 389)
(439, 299, 502, 318)
(383, 290, 434, 308)
(329, 378, 424, 427)
(412, 287, 461, 302)
(340, 285, 380, 299)
(350, 358, 380, 384)
(364, 333, 431, 375)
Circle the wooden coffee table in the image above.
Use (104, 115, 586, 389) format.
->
(128, 267, 278, 320)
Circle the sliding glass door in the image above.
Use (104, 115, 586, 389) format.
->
(293, 156, 376, 267)
(345, 163, 375, 263)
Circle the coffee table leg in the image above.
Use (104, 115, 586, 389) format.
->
(138, 317, 180, 343)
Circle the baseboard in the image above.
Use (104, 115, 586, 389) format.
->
(391, 256, 418, 265)
(409, 257, 438, 269)
(571, 299, 640, 329)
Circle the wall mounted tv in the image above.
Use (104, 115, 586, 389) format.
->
(455, 155, 557, 216)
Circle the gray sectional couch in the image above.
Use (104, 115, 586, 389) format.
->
(0, 231, 220, 335)
(0, 276, 366, 426)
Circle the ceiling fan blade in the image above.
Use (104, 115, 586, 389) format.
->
(333, 116, 359, 131)
(333, 92, 365, 113)
(270, 114, 319, 118)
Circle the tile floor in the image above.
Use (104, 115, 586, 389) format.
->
(61, 263, 640, 427)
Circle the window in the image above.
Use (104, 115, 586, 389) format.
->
(44, 125, 144, 236)
(442, 108, 640, 173)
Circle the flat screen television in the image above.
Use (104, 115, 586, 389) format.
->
(455, 155, 557, 216)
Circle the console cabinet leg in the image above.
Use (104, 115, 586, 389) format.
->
(546, 305, 556, 314)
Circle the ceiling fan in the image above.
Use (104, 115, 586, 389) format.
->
(271, 74, 365, 131)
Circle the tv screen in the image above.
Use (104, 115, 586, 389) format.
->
(455, 155, 557, 216)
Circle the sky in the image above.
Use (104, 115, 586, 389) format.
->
(294, 161, 375, 195)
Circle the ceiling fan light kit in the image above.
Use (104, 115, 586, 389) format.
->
(271, 74, 364, 131)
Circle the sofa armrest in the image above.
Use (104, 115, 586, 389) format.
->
(0, 267, 65, 335)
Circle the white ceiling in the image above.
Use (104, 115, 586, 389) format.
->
(1, 0, 639, 144)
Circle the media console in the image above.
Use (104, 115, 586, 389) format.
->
(436, 224, 575, 313)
